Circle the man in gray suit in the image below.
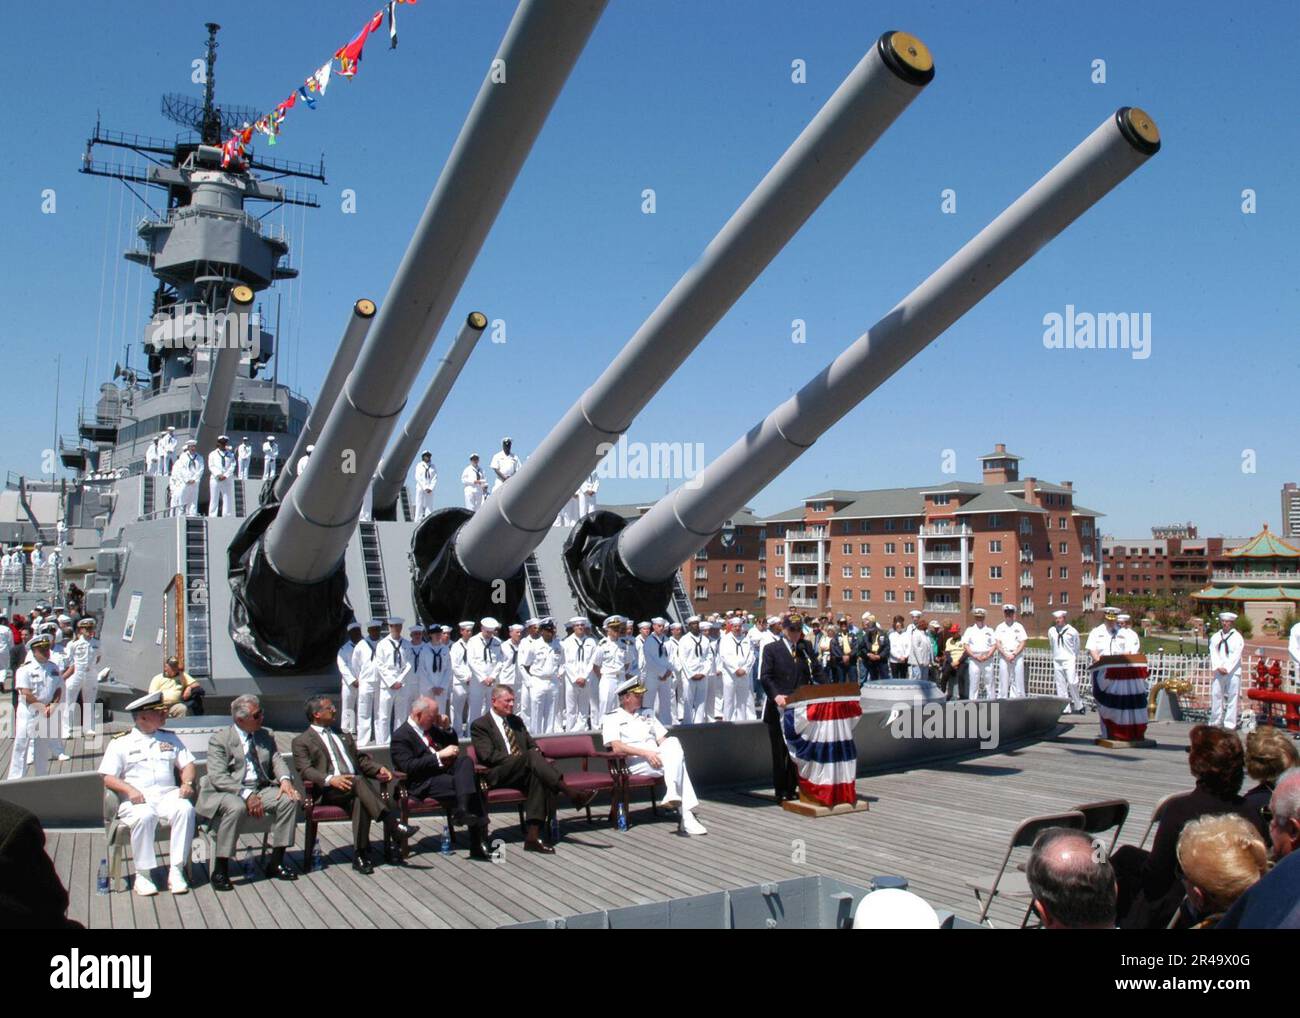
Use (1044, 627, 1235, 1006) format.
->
(198, 694, 301, 891)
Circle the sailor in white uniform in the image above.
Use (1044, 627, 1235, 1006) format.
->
(6, 633, 62, 780)
(522, 618, 564, 734)
(207, 435, 236, 517)
(411, 624, 446, 714)
(261, 435, 279, 480)
(372, 617, 414, 745)
(561, 617, 598, 731)
(749, 616, 780, 719)
(170, 439, 204, 517)
(159, 426, 177, 475)
(235, 437, 252, 480)
(995, 605, 1028, 699)
(1047, 609, 1083, 713)
(1290, 618, 1300, 688)
(961, 608, 999, 701)
(704, 621, 725, 719)
(296, 444, 314, 477)
(145, 438, 160, 478)
(1208, 611, 1244, 730)
(466, 617, 504, 724)
(337, 620, 364, 736)
(603, 678, 706, 835)
(351, 618, 385, 745)
(665, 621, 685, 722)
(448, 622, 476, 737)
(61, 617, 103, 740)
(461, 454, 488, 511)
(414, 450, 437, 521)
(97, 691, 197, 896)
(720, 616, 756, 722)
(676, 616, 711, 725)
(1116, 613, 1142, 654)
(577, 474, 600, 519)
(638, 617, 675, 726)
(498, 623, 528, 720)
(591, 615, 639, 718)
(489, 437, 520, 493)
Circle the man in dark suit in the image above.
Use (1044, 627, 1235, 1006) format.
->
(391, 695, 490, 860)
(198, 693, 301, 890)
(470, 684, 595, 853)
(291, 693, 417, 875)
(758, 614, 825, 801)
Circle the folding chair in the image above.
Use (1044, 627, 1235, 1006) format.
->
(1137, 791, 1178, 850)
(965, 810, 1085, 927)
(1020, 799, 1130, 927)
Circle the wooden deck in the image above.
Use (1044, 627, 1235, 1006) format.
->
(30, 716, 1202, 929)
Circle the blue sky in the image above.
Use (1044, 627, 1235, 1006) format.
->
(4, 0, 1296, 537)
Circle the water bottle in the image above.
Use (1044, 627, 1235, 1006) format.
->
(549, 814, 560, 844)
(243, 846, 256, 877)
(616, 801, 628, 832)
(312, 845, 324, 871)
(440, 827, 452, 855)
(96, 858, 110, 895)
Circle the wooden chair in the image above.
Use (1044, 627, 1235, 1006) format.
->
(102, 788, 196, 892)
(965, 810, 1086, 927)
(534, 734, 622, 827)
(300, 776, 391, 870)
(465, 744, 528, 836)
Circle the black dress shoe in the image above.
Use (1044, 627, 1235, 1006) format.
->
(352, 856, 375, 875)
(263, 862, 299, 882)
(390, 821, 419, 839)
(210, 871, 234, 892)
(523, 838, 556, 854)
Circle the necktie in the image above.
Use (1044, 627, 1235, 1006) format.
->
(324, 730, 354, 776)
(245, 733, 270, 785)
(503, 718, 519, 754)
(1219, 635, 1229, 653)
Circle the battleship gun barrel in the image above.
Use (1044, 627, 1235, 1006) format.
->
(194, 285, 255, 458)
(612, 108, 1161, 593)
(260, 0, 606, 584)
(449, 31, 934, 591)
(273, 298, 377, 502)
(370, 310, 488, 516)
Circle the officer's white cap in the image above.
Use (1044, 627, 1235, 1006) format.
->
(479, 617, 500, 630)
(125, 690, 167, 713)
(615, 677, 646, 696)
(167, 426, 176, 431)
(57, 614, 71, 624)
(1052, 610, 1067, 618)
(28, 633, 52, 650)
(1219, 611, 1238, 621)
(852, 888, 940, 930)
(387, 616, 404, 626)
(972, 608, 986, 616)
(1003, 605, 1017, 612)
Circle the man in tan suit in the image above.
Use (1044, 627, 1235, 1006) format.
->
(198, 694, 301, 891)
(291, 693, 416, 875)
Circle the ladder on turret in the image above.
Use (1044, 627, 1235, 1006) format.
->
(140, 475, 156, 519)
(522, 553, 550, 620)
(670, 569, 694, 623)
(182, 517, 211, 678)
(398, 486, 413, 523)
(233, 479, 246, 517)
(359, 522, 390, 620)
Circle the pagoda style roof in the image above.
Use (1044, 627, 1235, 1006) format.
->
(1225, 524, 1300, 560)
(1191, 584, 1300, 601)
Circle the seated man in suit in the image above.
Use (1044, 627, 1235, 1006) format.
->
(291, 693, 417, 875)
(198, 694, 301, 891)
(758, 613, 826, 802)
(391, 696, 490, 861)
(470, 684, 595, 854)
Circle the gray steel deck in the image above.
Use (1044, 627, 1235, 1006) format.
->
(20, 716, 1200, 929)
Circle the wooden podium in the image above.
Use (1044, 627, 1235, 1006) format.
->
(780, 682, 871, 818)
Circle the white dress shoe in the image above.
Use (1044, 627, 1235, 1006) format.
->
(57, 753, 71, 762)
(134, 872, 158, 896)
(657, 797, 681, 811)
(679, 811, 708, 836)
(168, 866, 189, 894)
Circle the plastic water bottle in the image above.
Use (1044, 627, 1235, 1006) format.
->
(96, 859, 110, 895)
(312, 845, 324, 871)
(440, 827, 452, 855)
(616, 801, 628, 832)
(549, 814, 560, 844)
(243, 846, 256, 877)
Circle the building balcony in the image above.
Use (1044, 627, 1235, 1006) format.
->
(923, 602, 961, 614)
(921, 550, 963, 562)
(784, 530, 829, 542)
(789, 596, 820, 609)
(1019, 551, 1034, 563)
(1210, 570, 1300, 584)
(1081, 552, 1095, 563)
(923, 576, 962, 587)
(1082, 577, 1097, 587)
(788, 553, 823, 564)
(1019, 577, 1034, 588)
(919, 524, 973, 538)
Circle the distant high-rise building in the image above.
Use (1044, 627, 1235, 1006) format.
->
(1282, 483, 1300, 539)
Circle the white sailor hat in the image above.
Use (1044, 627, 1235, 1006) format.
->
(1117, 613, 1131, 622)
(306, 444, 315, 453)
(525, 617, 540, 628)
(862, 612, 875, 621)
(767, 615, 782, 625)
(421, 449, 432, 458)
(441, 625, 455, 634)
(699, 620, 714, 631)
(479, 617, 500, 630)
(217, 434, 229, 443)
(125, 690, 167, 713)
(509, 623, 524, 632)
(669, 621, 684, 630)
(909, 610, 922, 618)
(266, 435, 274, 440)
(167, 426, 176, 431)
(570, 616, 589, 627)
(1052, 609, 1068, 618)
(458, 620, 475, 629)
(57, 614, 71, 624)
(386, 616, 405, 626)
(242, 437, 249, 442)
(367, 617, 386, 628)
(651, 617, 667, 626)
(539, 618, 557, 630)
(638, 620, 651, 630)
(502, 436, 512, 443)
(184, 438, 197, 447)
(686, 615, 701, 624)
(1218, 611, 1238, 621)
(347, 620, 362, 631)
(972, 608, 986, 616)
(410, 623, 425, 634)
(469, 452, 480, 460)
(615, 676, 646, 697)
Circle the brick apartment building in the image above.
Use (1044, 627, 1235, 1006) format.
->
(758, 445, 1103, 625)
(1101, 527, 1245, 599)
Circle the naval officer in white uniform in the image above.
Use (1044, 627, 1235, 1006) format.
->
(6, 633, 63, 780)
(961, 608, 999, 701)
(489, 437, 520, 492)
(98, 690, 197, 896)
(603, 677, 707, 835)
(995, 605, 1028, 699)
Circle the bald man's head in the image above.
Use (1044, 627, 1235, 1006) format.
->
(1026, 828, 1117, 929)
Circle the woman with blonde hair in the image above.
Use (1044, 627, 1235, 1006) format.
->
(1171, 814, 1270, 928)
(1243, 725, 1300, 844)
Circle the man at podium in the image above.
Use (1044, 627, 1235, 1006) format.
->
(758, 613, 825, 801)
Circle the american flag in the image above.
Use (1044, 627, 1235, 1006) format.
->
(782, 685, 863, 806)
(1091, 654, 1149, 742)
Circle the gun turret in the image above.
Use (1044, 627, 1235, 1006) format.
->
(227, 0, 607, 669)
(566, 108, 1162, 621)
(413, 30, 935, 625)
(370, 311, 488, 519)
(273, 298, 376, 502)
